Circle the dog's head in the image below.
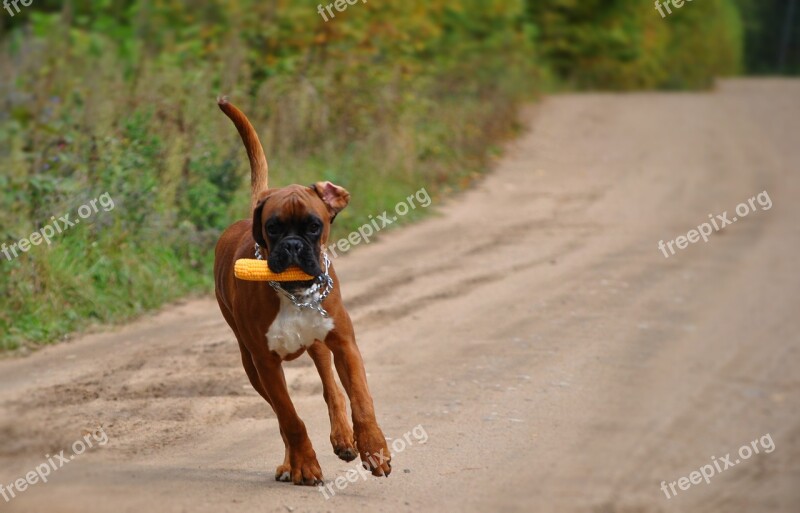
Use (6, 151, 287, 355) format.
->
(252, 182, 349, 279)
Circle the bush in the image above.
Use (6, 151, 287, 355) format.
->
(0, 0, 541, 350)
(527, 0, 742, 89)
(0, 0, 748, 350)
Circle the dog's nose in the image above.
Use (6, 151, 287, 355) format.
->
(284, 239, 304, 256)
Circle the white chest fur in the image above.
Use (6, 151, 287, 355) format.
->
(266, 294, 334, 357)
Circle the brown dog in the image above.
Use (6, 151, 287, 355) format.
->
(214, 98, 391, 486)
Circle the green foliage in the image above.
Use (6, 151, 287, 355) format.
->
(0, 0, 754, 350)
(0, 0, 539, 350)
(735, 0, 800, 75)
(527, 0, 743, 89)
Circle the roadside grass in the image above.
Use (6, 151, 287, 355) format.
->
(0, 0, 744, 352)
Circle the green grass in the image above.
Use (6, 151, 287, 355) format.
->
(0, 0, 745, 352)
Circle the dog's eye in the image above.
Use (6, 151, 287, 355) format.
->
(307, 222, 322, 236)
(266, 224, 281, 237)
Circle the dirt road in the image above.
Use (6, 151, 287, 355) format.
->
(1, 79, 799, 513)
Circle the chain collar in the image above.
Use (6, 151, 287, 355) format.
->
(254, 243, 334, 318)
(254, 243, 266, 261)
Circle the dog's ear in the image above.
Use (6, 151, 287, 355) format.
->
(312, 182, 350, 222)
(252, 193, 270, 248)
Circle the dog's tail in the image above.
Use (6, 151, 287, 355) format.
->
(217, 96, 269, 211)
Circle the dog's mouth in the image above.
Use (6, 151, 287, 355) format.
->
(267, 237, 323, 278)
(280, 279, 318, 294)
(265, 239, 333, 296)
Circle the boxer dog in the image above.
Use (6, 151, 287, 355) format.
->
(214, 98, 391, 486)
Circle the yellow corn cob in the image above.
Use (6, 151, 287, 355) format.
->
(234, 259, 315, 282)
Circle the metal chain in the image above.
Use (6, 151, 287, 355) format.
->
(255, 243, 334, 318)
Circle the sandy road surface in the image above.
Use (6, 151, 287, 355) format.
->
(1, 79, 799, 513)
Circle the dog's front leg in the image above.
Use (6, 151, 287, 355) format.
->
(308, 341, 358, 462)
(325, 325, 392, 477)
(252, 353, 323, 486)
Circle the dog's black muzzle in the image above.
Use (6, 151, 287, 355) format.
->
(268, 236, 322, 277)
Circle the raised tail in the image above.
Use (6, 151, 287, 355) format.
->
(217, 96, 269, 211)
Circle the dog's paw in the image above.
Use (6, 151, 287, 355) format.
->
(275, 464, 292, 482)
(290, 450, 324, 486)
(331, 429, 358, 462)
(355, 427, 392, 477)
(335, 445, 358, 462)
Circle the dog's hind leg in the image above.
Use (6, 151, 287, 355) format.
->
(237, 339, 292, 481)
(308, 340, 357, 462)
(238, 340, 270, 401)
